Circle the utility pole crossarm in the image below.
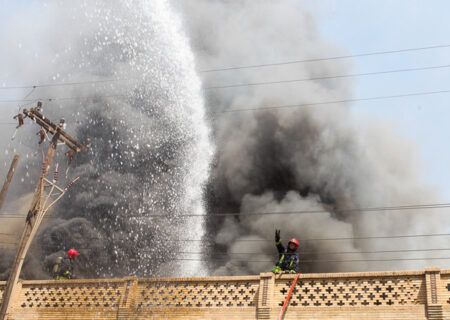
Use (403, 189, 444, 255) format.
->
(23, 108, 88, 153)
(0, 103, 88, 320)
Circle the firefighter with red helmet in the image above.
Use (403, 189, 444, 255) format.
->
(52, 249, 79, 280)
(272, 230, 299, 274)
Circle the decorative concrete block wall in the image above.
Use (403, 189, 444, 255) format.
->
(437, 270, 449, 319)
(0, 267, 448, 319)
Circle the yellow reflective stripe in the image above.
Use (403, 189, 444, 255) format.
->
(279, 254, 285, 264)
(275, 241, 281, 245)
(289, 260, 294, 268)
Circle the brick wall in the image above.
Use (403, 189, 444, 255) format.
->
(1, 267, 448, 319)
(440, 270, 450, 319)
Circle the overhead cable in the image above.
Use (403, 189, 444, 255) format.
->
(221, 89, 450, 113)
(2, 241, 448, 257)
(173, 257, 450, 263)
(0, 93, 124, 104)
(141, 202, 450, 217)
(0, 43, 448, 90)
(200, 44, 450, 72)
(3, 232, 447, 243)
(0, 78, 127, 90)
(164, 233, 450, 242)
(1, 202, 450, 221)
(2, 63, 449, 92)
(204, 64, 450, 90)
(1, 89, 450, 114)
(176, 248, 450, 256)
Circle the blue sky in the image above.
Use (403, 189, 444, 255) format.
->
(301, 0, 450, 201)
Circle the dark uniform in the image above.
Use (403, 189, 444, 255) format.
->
(53, 257, 75, 280)
(274, 241, 299, 273)
(272, 230, 299, 274)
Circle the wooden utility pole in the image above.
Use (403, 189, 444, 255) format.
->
(0, 103, 88, 320)
(0, 155, 20, 212)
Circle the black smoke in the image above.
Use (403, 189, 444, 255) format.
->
(176, 0, 449, 275)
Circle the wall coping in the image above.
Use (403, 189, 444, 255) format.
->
(137, 275, 261, 282)
(0, 268, 448, 286)
(274, 269, 429, 280)
(18, 278, 126, 286)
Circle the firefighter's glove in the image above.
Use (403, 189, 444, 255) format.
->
(275, 229, 281, 243)
(272, 266, 282, 273)
(289, 270, 297, 274)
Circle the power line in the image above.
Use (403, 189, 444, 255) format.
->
(0, 43, 448, 91)
(204, 64, 450, 90)
(221, 89, 450, 113)
(141, 202, 450, 217)
(293, 233, 450, 242)
(2, 240, 448, 258)
(1, 62, 449, 93)
(1, 202, 449, 221)
(177, 248, 450, 256)
(0, 233, 450, 250)
(164, 233, 450, 242)
(25, 241, 450, 256)
(4, 232, 447, 244)
(21, 87, 36, 101)
(173, 257, 450, 263)
(1, 89, 449, 113)
(26, 244, 450, 257)
(6, 244, 445, 265)
(0, 78, 127, 90)
(200, 44, 450, 72)
(0, 93, 125, 104)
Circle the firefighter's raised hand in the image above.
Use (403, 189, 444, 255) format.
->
(275, 229, 281, 242)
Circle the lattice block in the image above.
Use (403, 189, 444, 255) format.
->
(442, 273, 450, 305)
(136, 280, 259, 308)
(18, 281, 125, 309)
(275, 276, 426, 307)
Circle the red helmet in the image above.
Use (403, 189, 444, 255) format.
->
(288, 238, 299, 249)
(67, 249, 79, 259)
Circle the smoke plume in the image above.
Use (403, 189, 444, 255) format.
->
(176, 0, 449, 275)
(0, 0, 212, 279)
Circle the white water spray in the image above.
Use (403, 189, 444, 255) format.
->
(0, 0, 213, 278)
